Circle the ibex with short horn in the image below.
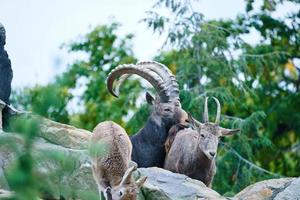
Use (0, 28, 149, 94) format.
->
(107, 61, 188, 167)
(164, 97, 239, 187)
(90, 121, 147, 200)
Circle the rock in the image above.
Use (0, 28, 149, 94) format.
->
(0, 131, 226, 200)
(0, 23, 6, 46)
(137, 167, 226, 200)
(273, 177, 300, 200)
(1, 116, 300, 200)
(0, 22, 13, 105)
(39, 117, 91, 149)
(7, 113, 91, 149)
(0, 126, 226, 200)
(234, 177, 298, 200)
(0, 132, 97, 199)
(0, 189, 14, 199)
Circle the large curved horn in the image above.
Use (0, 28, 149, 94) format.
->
(107, 64, 172, 102)
(114, 74, 131, 97)
(212, 97, 221, 125)
(203, 97, 209, 123)
(107, 62, 180, 103)
(137, 61, 180, 102)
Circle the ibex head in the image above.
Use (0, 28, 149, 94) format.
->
(189, 97, 239, 160)
(106, 166, 147, 200)
(107, 61, 188, 127)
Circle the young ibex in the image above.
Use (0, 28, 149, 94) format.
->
(164, 97, 239, 187)
(90, 121, 147, 200)
(107, 61, 188, 167)
(0, 23, 13, 131)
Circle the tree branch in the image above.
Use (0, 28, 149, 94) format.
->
(220, 141, 282, 177)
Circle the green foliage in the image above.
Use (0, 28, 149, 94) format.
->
(11, 84, 71, 124)
(144, 0, 300, 194)
(12, 23, 142, 132)
(1, 115, 99, 199)
(4, 116, 40, 200)
(60, 23, 140, 131)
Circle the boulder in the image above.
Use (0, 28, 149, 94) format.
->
(137, 167, 226, 200)
(0, 132, 226, 200)
(234, 177, 299, 200)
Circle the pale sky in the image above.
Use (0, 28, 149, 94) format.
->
(0, 0, 297, 88)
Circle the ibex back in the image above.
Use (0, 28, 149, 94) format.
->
(90, 121, 147, 200)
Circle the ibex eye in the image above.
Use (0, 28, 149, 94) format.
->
(201, 134, 205, 137)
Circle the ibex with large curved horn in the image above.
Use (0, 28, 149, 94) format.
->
(164, 97, 239, 187)
(107, 61, 189, 167)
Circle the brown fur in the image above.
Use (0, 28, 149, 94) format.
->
(90, 121, 146, 200)
(165, 123, 189, 154)
(164, 116, 239, 187)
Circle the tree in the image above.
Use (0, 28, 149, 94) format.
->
(12, 23, 142, 132)
(142, 0, 300, 195)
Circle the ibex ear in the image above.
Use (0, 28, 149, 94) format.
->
(220, 127, 240, 136)
(136, 176, 147, 189)
(146, 92, 155, 105)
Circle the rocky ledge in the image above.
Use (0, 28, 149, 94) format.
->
(0, 114, 299, 199)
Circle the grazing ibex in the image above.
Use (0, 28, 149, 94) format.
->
(164, 97, 239, 187)
(90, 121, 147, 200)
(0, 23, 13, 131)
(107, 61, 188, 167)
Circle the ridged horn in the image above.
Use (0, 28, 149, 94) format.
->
(203, 97, 209, 123)
(120, 166, 136, 185)
(107, 61, 180, 103)
(114, 74, 131, 97)
(107, 64, 171, 102)
(212, 97, 221, 125)
(137, 61, 180, 102)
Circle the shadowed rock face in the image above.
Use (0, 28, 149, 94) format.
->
(0, 24, 6, 46)
(0, 23, 13, 105)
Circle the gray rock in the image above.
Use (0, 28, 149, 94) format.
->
(234, 178, 297, 200)
(273, 177, 300, 200)
(1, 115, 300, 200)
(137, 167, 226, 200)
(39, 117, 91, 149)
(0, 23, 5, 46)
